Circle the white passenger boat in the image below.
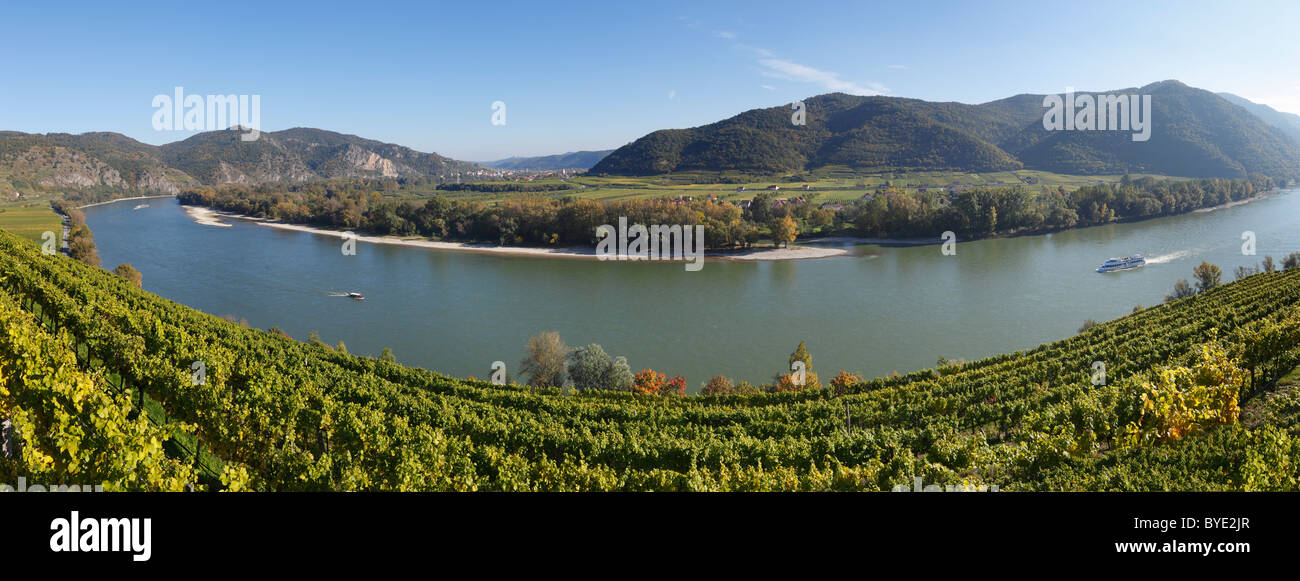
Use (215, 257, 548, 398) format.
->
(1096, 254, 1146, 273)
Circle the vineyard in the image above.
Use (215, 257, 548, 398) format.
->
(2, 226, 1300, 491)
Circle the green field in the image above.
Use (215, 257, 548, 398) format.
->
(0, 200, 61, 245)
(429, 168, 1182, 205)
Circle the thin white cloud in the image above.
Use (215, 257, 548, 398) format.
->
(888, 64, 908, 70)
(734, 43, 773, 57)
(758, 58, 887, 96)
(668, 90, 677, 100)
(687, 17, 886, 97)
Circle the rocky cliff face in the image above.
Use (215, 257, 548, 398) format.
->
(0, 145, 197, 194)
(272, 128, 474, 179)
(0, 128, 482, 195)
(10, 147, 127, 189)
(133, 169, 189, 195)
(336, 144, 401, 177)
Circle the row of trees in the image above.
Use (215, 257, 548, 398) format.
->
(1234, 253, 1300, 280)
(518, 332, 639, 392)
(1167, 254, 1300, 302)
(840, 174, 1274, 239)
(51, 201, 99, 267)
(179, 188, 775, 250)
(518, 334, 862, 395)
(179, 174, 1273, 250)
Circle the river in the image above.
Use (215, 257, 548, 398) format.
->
(84, 190, 1300, 391)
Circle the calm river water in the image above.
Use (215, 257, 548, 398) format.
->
(85, 190, 1300, 390)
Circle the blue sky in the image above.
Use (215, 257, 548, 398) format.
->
(2, 0, 1297, 160)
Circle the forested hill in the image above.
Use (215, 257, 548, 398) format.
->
(1218, 92, 1300, 143)
(590, 81, 1300, 179)
(0, 128, 483, 201)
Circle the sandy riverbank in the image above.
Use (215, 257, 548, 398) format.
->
(77, 194, 175, 209)
(253, 220, 849, 261)
(722, 244, 851, 260)
(801, 235, 944, 247)
(1192, 192, 1272, 213)
(182, 205, 234, 227)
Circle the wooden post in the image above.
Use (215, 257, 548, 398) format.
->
(843, 400, 851, 435)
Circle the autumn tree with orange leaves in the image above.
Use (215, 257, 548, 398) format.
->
(633, 369, 686, 396)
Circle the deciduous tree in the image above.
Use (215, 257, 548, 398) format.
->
(701, 375, 735, 396)
(1193, 261, 1222, 293)
(770, 215, 797, 248)
(520, 331, 570, 388)
(1165, 279, 1196, 302)
(568, 343, 633, 391)
(112, 263, 142, 288)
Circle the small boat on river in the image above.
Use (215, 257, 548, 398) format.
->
(1096, 254, 1146, 273)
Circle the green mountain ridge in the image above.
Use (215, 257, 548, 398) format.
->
(0, 127, 483, 198)
(590, 81, 1300, 180)
(1217, 92, 1300, 143)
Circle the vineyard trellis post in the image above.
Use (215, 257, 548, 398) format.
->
(1, 418, 14, 459)
(843, 400, 852, 436)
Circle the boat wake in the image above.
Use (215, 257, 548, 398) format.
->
(1146, 250, 1190, 264)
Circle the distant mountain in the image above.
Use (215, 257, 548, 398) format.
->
(1002, 81, 1300, 178)
(160, 127, 482, 184)
(482, 150, 613, 171)
(1217, 92, 1300, 143)
(591, 93, 1022, 175)
(591, 81, 1300, 179)
(0, 131, 198, 194)
(0, 128, 483, 196)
